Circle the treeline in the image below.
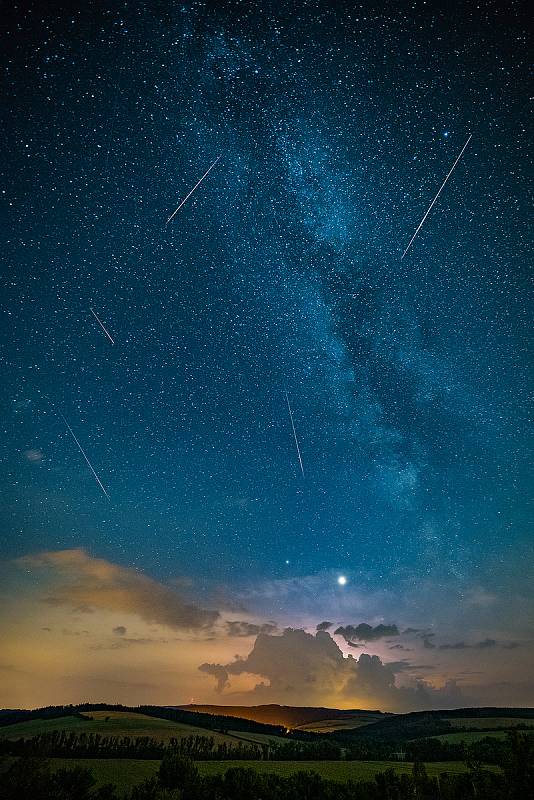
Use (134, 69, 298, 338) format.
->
(0, 727, 523, 766)
(135, 705, 289, 738)
(2, 736, 534, 800)
(0, 731, 343, 762)
(0, 703, 289, 738)
(335, 710, 534, 743)
(0, 731, 262, 761)
(335, 713, 456, 742)
(0, 706, 88, 729)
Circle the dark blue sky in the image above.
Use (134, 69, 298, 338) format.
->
(1, 0, 531, 605)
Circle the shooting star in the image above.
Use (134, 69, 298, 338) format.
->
(285, 390, 305, 478)
(90, 307, 115, 344)
(401, 134, 472, 260)
(60, 413, 110, 500)
(166, 155, 222, 225)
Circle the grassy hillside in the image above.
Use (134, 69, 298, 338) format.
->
(448, 716, 534, 730)
(0, 716, 90, 740)
(295, 715, 383, 733)
(180, 704, 386, 729)
(0, 710, 266, 747)
(26, 757, 499, 793)
(333, 708, 534, 742)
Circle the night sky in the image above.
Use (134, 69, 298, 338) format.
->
(1, 0, 532, 710)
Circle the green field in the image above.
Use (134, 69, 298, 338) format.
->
(196, 759, 487, 781)
(0, 711, 258, 748)
(226, 730, 286, 746)
(9, 758, 495, 794)
(448, 717, 534, 730)
(0, 716, 92, 740)
(435, 729, 534, 744)
(295, 715, 382, 733)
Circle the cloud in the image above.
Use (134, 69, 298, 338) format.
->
(465, 588, 498, 608)
(91, 636, 169, 651)
(423, 638, 436, 649)
(476, 638, 497, 649)
(387, 661, 436, 673)
(15, 549, 219, 631)
(199, 628, 464, 711)
(334, 623, 399, 642)
(113, 626, 127, 636)
(316, 621, 334, 631)
(439, 639, 498, 650)
(199, 662, 230, 693)
(61, 628, 89, 636)
(225, 620, 279, 637)
(404, 630, 436, 641)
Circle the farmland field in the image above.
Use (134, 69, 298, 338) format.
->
(295, 715, 382, 733)
(10, 757, 497, 794)
(0, 710, 250, 747)
(447, 717, 534, 730)
(435, 729, 534, 744)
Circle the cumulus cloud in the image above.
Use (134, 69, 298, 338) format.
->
(316, 621, 334, 631)
(199, 662, 231, 693)
(199, 628, 464, 711)
(15, 549, 219, 631)
(113, 626, 127, 636)
(334, 623, 399, 642)
(225, 620, 278, 637)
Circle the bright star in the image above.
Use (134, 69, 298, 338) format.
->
(337, 575, 347, 586)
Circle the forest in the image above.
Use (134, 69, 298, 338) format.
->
(1, 734, 534, 800)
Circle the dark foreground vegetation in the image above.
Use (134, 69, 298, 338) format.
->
(1, 705, 534, 797)
(0, 725, 529, 766)
(1, 734, 534, 800)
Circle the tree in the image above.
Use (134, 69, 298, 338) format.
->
(53, 764, 96, 799)
(158, 754, 199, 797)
(0, 758, 54, 800)
(504, 731, 534, 800)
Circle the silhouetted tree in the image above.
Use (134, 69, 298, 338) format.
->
(504, 731, 534, 799)
(158, 754, 200, 798)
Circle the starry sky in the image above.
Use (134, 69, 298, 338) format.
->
(1, 0, 532, 710)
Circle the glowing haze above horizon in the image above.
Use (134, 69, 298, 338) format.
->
(1, 0, 532, 712)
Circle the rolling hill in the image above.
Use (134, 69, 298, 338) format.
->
(179, 703, 387, 729)
(328, 707, 534, 742)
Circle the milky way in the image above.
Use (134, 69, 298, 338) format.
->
(0, 2, 532, 707)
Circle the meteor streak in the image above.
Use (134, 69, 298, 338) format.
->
(285, 390, 305, 478)
(60, 413, 110, 500)
(90, 307, 115, 344)
(401, 134, 472, 260)
(166, 155, 222, 225)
